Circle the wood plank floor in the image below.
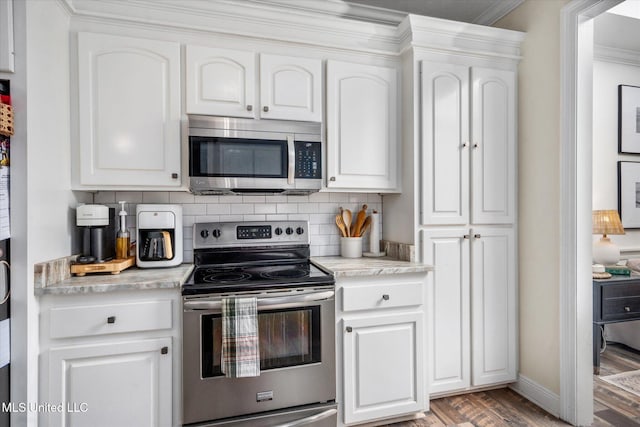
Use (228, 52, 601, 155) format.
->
(385, 343, 640, 426)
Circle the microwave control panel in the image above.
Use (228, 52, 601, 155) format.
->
(295, 141, 321, 179)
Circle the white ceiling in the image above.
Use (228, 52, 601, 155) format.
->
(342, 0, 525, 25)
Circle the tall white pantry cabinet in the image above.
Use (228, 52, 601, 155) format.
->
(384, 16, 523, 398)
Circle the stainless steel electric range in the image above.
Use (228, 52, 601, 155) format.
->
(182, 221, 337, 427)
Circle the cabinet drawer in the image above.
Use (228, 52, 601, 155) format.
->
(49, 300, 173, 339)
(342, 282, 423, 312)
(602, 283, 640, 321)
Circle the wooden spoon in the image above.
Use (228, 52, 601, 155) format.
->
(342, 209, 352, 237)
(358, 215, 372, 237)
(335, 214, 348, 237)
(352, 204, 368, 237)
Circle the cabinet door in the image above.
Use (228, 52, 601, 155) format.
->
(186, 45, 256, 118)
(326, 60, 398, 191)
(47, 338, 172, 427)
(259, 54, 322, 122)
(77, 33, 181, 188)
(420, 62, 469, 226)
(471, 227, 517, 386)
(421, 228, 470, 394)
(342, 312, 424, 424)
(471, 67, 516, 224)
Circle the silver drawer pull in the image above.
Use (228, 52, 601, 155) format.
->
(382, 294, 390, 301)
(625, 306, 631, 312)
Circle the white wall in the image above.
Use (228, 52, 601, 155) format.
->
(592, 14, 640, 350)
(7, 1, 83, 424)
(494, 0, 569, 397)
(592, 59, 640, 251)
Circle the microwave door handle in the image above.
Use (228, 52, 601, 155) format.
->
(183, 290, 335, 311)
(287, 135, 295, 185)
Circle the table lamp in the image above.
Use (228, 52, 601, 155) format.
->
(592, 210, 625, 265)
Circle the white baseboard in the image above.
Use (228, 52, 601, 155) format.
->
(509, 374, 560, 418)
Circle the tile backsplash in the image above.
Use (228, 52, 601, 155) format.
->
(89, 191, 383, 263)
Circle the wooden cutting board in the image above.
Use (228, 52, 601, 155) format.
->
(70, 256, 135, 277)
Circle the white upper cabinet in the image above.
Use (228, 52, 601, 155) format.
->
(76, 32, 181, 189)
(471, 67, 516, 225)
(186, 46, 256, 118)
(260, 54, 322, 121)
(186, 47, 322, 122)
(326, 60, 399, 192)
(420, 63, 469, 225)
(420, 62, 515, 225)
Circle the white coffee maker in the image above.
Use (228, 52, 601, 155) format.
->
(136, 204, 183, 268)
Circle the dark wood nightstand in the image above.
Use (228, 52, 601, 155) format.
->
(593, 276, 640, 374)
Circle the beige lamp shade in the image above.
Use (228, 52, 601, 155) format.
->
(592, 210, 625, 265)
(592, 210, 625, 237)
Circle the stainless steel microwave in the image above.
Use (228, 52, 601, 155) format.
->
(188, 116, 322, 195)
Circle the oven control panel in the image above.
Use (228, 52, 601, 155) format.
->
(237, 225, 272, 240)
(193, 221, 309, 249)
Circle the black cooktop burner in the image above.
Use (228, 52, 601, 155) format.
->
(183, 260, 333, 295)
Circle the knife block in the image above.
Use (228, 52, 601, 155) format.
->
(136, 204, 183, 268)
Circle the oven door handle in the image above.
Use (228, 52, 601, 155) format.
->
(275, 408, 338, 427)
(183, 290, 334, 311)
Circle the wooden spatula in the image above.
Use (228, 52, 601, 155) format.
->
(335, 214, 348, 237)
(352, 204, 368, 237)
(342, 209, 352, 237)
(358, 215, 372, 237)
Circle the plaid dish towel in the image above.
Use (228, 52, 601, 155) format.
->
(221, 297, 260, 378)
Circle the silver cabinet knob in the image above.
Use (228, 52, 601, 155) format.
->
(462, 142, 468, 148)
(474, 234, 481, 239)
(329, 177, 336, 182)
(625, 306, 631, 312)
(246, 105, 253, 111)
(382, 294, 390, 301)
(473, 143, 479, 148)
(263, 106, 269, 112)
(107, 316, 116, 324)
(463, 235, 470, 239)
(346, 326, 353, 333)
(171, 173, 178, 179)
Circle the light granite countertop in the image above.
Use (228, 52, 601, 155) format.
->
(311, 256, 433, 278)
(35, 264, 194, 296)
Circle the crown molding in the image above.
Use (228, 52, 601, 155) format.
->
(65, 0, 524, 61)
(472, 0, 526, 25)
(401, 14, 524, 60)
(594, 44, 640, 67)
(67, 0, 401, 55)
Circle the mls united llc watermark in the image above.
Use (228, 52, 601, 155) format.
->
(2, 402, 89, 413)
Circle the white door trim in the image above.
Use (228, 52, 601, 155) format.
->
(559, 1, 623, 425)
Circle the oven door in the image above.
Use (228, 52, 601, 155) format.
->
(182, 287, 336, 426)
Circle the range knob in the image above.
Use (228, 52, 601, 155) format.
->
(200, 229, 209, 238)
(296, 227, 304, 235)
(275, 227, 283, 236)
(285, 227, 294, 235)
(212, 229, 222, 238)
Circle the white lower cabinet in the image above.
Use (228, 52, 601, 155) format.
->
(422, 227, 516, 395)
(337, 273, 427, 426)
(48, 338, 172, 427)
(39, 290, 180, 427)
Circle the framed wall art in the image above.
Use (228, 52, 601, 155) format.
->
(618, 84, 640, 154)
(618, 161, 640, 228)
